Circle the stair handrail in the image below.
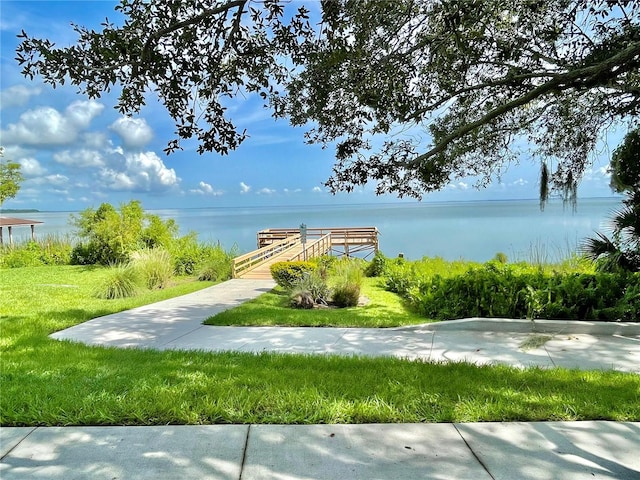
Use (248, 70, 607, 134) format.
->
(232, 234, 301, 278)
(290, 233, 332, 262)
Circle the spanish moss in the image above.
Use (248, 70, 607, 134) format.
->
(539, 162, 549, 211)
(562, 171, 578, 213)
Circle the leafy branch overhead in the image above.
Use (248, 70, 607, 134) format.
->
(16, 0, 640, 198)
(16, 0, 315, 156)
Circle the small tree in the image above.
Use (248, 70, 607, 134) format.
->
(0, 147, 24, 206)
(70, 200, 179, 265)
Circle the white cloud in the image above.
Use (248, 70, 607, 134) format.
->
(583, 164, 612, 182)
(257, 187, 276, 195)
(511, 178, 528, 187)
(240, 182, 251, 194)
(99, 150, 180, 193)
(284, 188, 302, 193)
(29, 173, 69, 187)
(82, 132, 109, 149)
(0, 100, 104, 146)
(110, 117, 154, 149)
(190, 181, 223, 196)
(448, 181, 470, 190)
(18, 157, 46, 177)
(0, 85, 41, 109)
(46, 174, 69, 187)
(312, 186, 323, 193)
(65, 101, 104, 128)
(54, 149, 104, 168)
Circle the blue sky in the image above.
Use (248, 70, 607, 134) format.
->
(0, 0, 621, 212)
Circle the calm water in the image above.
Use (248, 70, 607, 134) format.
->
(8, 198, 622, 262)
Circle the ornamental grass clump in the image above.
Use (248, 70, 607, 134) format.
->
(93, 264, 140, 299)
(331, 260, 364, 307)
(197, 243, 235, 281)
(289, 271, 331, 308)
(130, 248, 174, 289)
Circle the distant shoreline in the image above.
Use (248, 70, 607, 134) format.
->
(0, 209, 40, 214)
(4, 195, 621, 214)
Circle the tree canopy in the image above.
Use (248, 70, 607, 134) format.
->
(70, 200, 180, 264)
(0, 147, 24, 206)
(16, 0, 640, 198)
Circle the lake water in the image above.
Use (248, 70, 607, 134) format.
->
(6, 197, 622, 262)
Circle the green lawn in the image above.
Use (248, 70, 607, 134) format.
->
(1, 265, 639, 426)
(204, 278, 428, 327)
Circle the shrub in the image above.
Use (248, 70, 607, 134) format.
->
(197, 243, 236, 281)
(70, 200, 181, 265)
(395, 261, 637, 322)
(364, 251, 388, 277)
(169, 233, 202, 275)
(41, 235, 73, 265)
(493, 252, 508, 264)
(331, 260, 363, 307)
(70, 242, 98, 265)
(270, 261, 316, 289)
(0, 242, 42, 268)
(291, 271, 330, 304)
(93, 265, 140, 299)
(0, 236, 73, 268)
(315, 255, 336, 280)
(131, 248, 173, 289)
(141, 215, 179, 249)
(168, 234, 237, 278)
(331, 282, 361, 307)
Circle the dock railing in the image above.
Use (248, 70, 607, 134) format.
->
(290, 233, 332, 261)
(257, 227, 378, 257)
(232, 234, 301, 278)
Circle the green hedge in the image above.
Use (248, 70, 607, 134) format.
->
(270, 261, 316, 289)
(384, 261, 639, 322)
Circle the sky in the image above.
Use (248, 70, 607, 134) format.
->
(0, 0, 622, 212)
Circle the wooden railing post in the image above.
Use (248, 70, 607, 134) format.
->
(236, 227, 378, 278)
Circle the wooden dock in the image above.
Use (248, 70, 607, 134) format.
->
(233, 227, 378, 279)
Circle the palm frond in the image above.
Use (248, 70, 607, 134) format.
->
(581, 232, 617, 261)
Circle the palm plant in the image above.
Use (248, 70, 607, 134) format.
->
(582, 128, 640, 272)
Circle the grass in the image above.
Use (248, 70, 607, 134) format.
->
(204, 277, 429, 327)
(1, 265, 639, 426)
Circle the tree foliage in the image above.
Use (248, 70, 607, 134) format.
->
(16, 0, 640, 198)
(583, 127, 640, 272)
(70, 200, 179, 265)
(16, 0, 314, 156)
(0, 147, 24, 206)
(283, 0, 640, 198)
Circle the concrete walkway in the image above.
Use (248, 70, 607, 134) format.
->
(50, 279, 640, 373)
(4, 279, 635, 479)
(2, 422, 639, 479)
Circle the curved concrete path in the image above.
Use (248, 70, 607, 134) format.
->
(7, 280, 634, 479)
(50, 279, 640, 373)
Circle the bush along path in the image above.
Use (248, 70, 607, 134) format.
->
(381, 258, 640, 322)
